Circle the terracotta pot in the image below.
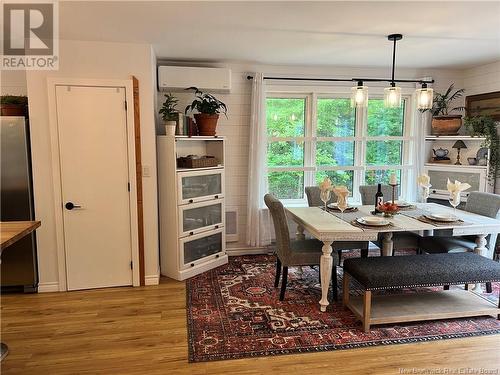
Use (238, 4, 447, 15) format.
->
(194, 113, 219, 136)
(431, 115, 462, 135)
(0, 104, 27, 117)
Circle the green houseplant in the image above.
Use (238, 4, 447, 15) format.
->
(464, 115, 500, 181)
(159, 93, 179, 135)
(421, 84, 465, 135)
(185, 87, 227, 136)
(0, 95, 28, 117)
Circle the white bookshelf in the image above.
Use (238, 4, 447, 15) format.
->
(157, 135, 228, 281)
(423, 132, 493, 201)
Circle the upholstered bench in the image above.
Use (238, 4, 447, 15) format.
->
(342, 253, 500, 332)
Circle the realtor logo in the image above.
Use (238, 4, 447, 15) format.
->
(2, 1, 59, 70)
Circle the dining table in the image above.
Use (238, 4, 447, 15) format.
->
(285, 203, 500, 312)
(0, 220, 41, 361)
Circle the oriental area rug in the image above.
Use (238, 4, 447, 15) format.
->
(186, 252, 500, 362)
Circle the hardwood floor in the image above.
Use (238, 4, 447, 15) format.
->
(1, 278, 499, 374)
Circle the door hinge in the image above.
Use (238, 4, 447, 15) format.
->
(130, 261, 133, 269)
(124, 101, 128, 111)
(127, 182, 130, 191)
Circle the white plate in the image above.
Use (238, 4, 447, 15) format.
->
(395, 200, 411, 208)
(357, 216, 390, 226)
(425, 213, 458, 222)
(327, 203, 355, 211)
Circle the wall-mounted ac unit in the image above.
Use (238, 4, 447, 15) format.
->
(158, 66, 231, 93)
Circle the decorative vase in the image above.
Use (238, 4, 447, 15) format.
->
(431, 115, 462, 135)
(194, 113, 219, 136)
(0, 104, 27, 117)
(164, 120, 177, 135)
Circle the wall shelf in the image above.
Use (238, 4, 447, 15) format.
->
(424, 163, 488, 170)
(425, 135, 486, 141)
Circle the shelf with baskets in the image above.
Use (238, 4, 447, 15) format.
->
(157, 135, 228, 281)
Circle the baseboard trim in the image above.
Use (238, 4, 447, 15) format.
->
(38, 282, 60, 293)
(145, 274, 160, 286)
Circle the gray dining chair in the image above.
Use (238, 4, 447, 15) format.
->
(305, 186, 369, 259)
(359, 184, 421, 255)
(265, 193, 339, 301)
(419, 191, 500, 292)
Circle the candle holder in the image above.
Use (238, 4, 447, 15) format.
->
(389, 183, 399, 204)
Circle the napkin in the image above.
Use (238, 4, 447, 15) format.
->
(417, 173, 431, 188)
(447, 179, 471, 205)
(319, 177, 333, 192)
(333, 185, 350, 208)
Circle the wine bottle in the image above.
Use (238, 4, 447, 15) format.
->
(375, 183, 383, 213)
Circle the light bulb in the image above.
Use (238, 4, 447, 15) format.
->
(350, 82, 368, 108)
(384, 86, 402, 108)
(415, 86, 433, 110)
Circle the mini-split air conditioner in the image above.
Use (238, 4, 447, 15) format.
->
(158, 66, 231, 92)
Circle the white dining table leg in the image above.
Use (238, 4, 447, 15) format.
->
(381, 232, 394, 256)
(472, 234, 488, 293)
(319, 241, 333, 312)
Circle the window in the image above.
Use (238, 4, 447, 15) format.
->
(266, 88, 413, 203)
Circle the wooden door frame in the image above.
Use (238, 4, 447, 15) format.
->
(47, 78, 142, 291)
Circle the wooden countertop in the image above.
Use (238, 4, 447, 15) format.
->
(1, 221, 41, 251)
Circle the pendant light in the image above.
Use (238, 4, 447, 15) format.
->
(384, 34, 403, 108)
(415, 82, 434, 110)
(350, 80, 368, 108)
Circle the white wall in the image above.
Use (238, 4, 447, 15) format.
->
(463, 60, 500, 193)
(156, 62, 464, 250)
(26, 40, 159, 290)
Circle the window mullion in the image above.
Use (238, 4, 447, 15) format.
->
(353, 105, 367, 202)
(304, 93, 316, 190)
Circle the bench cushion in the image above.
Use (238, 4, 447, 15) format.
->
(343, 253, 500, 290)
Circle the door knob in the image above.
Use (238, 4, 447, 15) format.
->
(65, 202, 82, 210)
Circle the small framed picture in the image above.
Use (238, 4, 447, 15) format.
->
(465, 91, 500, 120)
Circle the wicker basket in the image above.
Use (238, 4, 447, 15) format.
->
(177, 156, 219, 169)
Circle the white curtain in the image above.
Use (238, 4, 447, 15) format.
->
(409, 77, 433, 201)
(246, 73, 272, 247)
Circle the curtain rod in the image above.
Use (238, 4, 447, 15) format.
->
(246, 75, 434, 84)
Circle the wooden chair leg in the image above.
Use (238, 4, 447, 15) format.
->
(444, 285, 450, 290)
(331, 265, 338, 301)
(342, 272, 350, 306)
(279, 266, 288, 301)
(274, 258, 282, 288)
(486, 282, 492, 293)
(363, 290, 372, 332)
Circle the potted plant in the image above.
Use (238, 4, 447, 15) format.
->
(185, 87, 227, 136)
(464, 115, 499, 181)
(0, 95, 28, 117)
(159, 93, 179, 135)
(421, 84, 465, 135)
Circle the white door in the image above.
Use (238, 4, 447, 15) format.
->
(55, 85, 133, 290)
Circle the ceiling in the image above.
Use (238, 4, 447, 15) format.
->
(59, 1, 500, 69)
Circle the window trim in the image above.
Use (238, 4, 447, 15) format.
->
(265, 85, 416, 204)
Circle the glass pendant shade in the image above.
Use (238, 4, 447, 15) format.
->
(350, 84, 368, 108)
(384, 86, 402, 108)
(415, 86, 434, 110)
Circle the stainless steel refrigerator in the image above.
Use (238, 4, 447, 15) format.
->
(1, 116, 38, 293)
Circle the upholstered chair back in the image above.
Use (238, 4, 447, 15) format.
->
(359, 185, 399, 205)
(304, 186, 336, 207)
(465, 192, 500, 219)
(264, 194, 291, 263)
